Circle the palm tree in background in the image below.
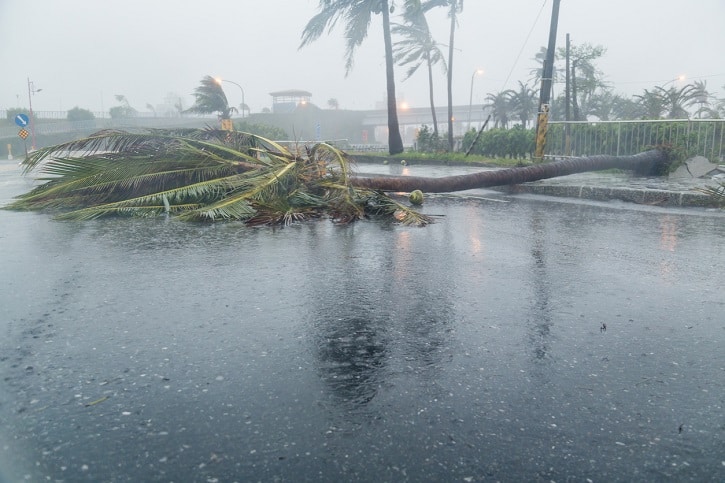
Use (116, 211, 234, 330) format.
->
(585, 89, 620, 121)
(185, 75, 237, 120)
(484, 90, 514, 128)
(690, 80, 715, 118)
(655, 84, 697, 119)
(717, 84, 725, 118)
(565, 44, 607, 120)
(529, 46, 557, 87)
(633, 89, 667, 120)
(608, 94, 645, 121)
(506, 81, 537, 127)
(392, 0, 447, 137)
(300, 0, 405, 155)
(436, 0, 464, 150)
(109, 95, 137, 119)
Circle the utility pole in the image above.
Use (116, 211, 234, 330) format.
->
(565, 33, 571, 156)
(27, 78, 42, 151)
(534, 0, 561, 160)
(572, 59, 580, 122)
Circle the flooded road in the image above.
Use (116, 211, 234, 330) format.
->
(1, 162, 723, 481)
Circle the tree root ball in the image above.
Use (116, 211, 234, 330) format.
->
(409, 189, 424, 205)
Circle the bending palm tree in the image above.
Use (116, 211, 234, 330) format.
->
(393, 0, 447, 137)
(655, 84, 698, 119)
(300, 0, 404, 155)
(185, 75, 237, 120)
(435, 0, 464, 151)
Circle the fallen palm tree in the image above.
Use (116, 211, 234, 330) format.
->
(7, 128, 432, 226)
(350, 149, 671, 192)
(6, 128, 672, 226)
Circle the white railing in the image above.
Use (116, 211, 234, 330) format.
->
(546, 119, 725, 161)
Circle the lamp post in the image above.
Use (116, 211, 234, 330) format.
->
(215, 78, 246, 118)
(27, 77, 42, 150)
(662, 74, 686, 89)
(467, 69, 484, 129)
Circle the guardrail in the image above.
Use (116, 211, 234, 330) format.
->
(0, 115, 218, 142)
(546, 119, 725, 161)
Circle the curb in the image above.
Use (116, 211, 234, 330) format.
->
(494, 183, 715, 207)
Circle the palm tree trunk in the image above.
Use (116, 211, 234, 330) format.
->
(426, 55, 439, 137)
(446, 12, 456, 151)
(382, 0, 404, 155)
(350, 150, 669, 193)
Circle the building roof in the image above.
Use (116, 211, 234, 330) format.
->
(269, 90, 312, 98)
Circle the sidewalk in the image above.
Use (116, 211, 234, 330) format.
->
(501, 155, 724, 207)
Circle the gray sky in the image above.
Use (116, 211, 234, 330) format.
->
(2, 0, 723, 115)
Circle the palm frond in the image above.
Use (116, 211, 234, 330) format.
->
(7, 128, 432, 227)
(363, 190, 433, 227)
(696, 183, 725, 207)
(175, 193, 257, 222)
(57, 203, 203, 221)
(9, 156, 237, 211)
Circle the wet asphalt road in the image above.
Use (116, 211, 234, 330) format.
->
(1, 162, 724, 482)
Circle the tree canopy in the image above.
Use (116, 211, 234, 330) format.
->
(7, 128, 431, 226)
(300, 0, 405, 155)
(393, 0, 447, 137)
(185, 76, 236, 120)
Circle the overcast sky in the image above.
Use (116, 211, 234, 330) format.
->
(1, 0, 723, 115)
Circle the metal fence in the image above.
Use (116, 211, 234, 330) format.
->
(0, 114, 218, 142)
(546, 119, 725, 162)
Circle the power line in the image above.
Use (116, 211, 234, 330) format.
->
(615, 73, 725, 85)
(498, 0, 549, 92)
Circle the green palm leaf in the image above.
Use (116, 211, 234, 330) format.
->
(7, 128, 431, 226)
(697, 183, 725, 206)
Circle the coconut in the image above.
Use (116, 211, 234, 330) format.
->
(409, 189, 424, 205)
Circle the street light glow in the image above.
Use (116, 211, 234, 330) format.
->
(215, 77, 246, 117)
(662, 74, 687, 89)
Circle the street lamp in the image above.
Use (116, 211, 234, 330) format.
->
(662, 74, 686, 89)
(27, 77, 42, 150)
(215, 77, 246, 118)
(467, 69, 484, 129)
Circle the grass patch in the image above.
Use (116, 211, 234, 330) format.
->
(348, 151, 531, 168)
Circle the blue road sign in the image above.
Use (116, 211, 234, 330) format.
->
(15, 113, 29, 127)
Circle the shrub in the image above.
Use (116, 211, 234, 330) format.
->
(415, 125, 448, 153)
(233, 121, 288, 140)
(67, 107, 95, 122)
(5, 107, 30, 122)
(463, 125, 535, 159)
